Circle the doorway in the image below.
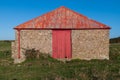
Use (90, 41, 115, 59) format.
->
(52, 30, 72, 59)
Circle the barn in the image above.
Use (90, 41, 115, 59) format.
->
(12, 6, 111, 63)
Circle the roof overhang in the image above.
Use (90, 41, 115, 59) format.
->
(14, 27, 111, 30)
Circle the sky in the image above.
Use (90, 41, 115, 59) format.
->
(0, 0, 120, 40)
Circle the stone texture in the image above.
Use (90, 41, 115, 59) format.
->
(72, 30, 109, 60)
(12, 29, 110, 63)
(20, 30, 52, 54)
(12, 30, 52, 63)
(11, 41, 16, 59)
(12, 31, 26, 63)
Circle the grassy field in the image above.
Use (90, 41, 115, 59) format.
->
(0, 41, 120, 80)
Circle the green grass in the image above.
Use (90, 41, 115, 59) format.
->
(0, 41, 11, 51)
(0, 41, 120, 80)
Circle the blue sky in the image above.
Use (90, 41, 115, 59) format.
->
(0, 0, 120, 40)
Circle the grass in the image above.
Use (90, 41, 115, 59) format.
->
(0, 41, 11, 51)
(0, 41, 120, 80)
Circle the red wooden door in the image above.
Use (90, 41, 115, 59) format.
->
(52, 30, 72, 59)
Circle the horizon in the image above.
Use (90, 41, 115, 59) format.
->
(0, 0, 120, 40)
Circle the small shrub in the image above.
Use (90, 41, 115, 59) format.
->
(24, 48, 54, 61)
(24, 48, 39, 60)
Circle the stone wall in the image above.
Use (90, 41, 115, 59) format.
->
(20, 30, 52, 54)
(72, 30, 109, 60)
(11, 30, 24, 63)
(12, 30, 52, 63)
(12, 29, 109, 63)
(11, 30, 18, 59)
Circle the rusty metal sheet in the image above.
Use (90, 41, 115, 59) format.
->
(14, 6, 110, 30)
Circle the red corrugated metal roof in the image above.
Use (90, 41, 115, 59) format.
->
(14, 6, 110, 29)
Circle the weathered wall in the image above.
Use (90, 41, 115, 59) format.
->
(12, 29, 110, 63)
(11, 41, 17, 58)
(20, 30, 52, 54)
(72, 30, 109, 60)
(11, 30, 18, 59)
(12, 30, 52, 63)
(11, 30, 25, 63)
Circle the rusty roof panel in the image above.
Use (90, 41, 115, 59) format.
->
(14, 6, 110, 30)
